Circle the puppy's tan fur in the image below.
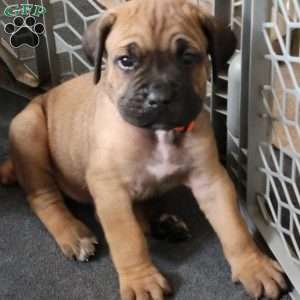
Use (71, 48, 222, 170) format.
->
(1, 1, 286, 299)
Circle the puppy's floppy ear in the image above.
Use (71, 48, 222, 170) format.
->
(82, 20, 100, 65)
(82, 13, 117, 84)
(200, 15, 237, 80)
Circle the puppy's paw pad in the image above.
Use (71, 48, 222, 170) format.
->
(232, 253, 287, 299)
(151, 213, 191, 243)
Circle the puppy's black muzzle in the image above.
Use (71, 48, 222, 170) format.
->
(118, 78, 202, 131)
(144, 81, 174, 110)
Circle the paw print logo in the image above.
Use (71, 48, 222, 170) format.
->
(4, 16, 45, 48)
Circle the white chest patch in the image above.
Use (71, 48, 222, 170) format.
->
(146, 131, 186, 180)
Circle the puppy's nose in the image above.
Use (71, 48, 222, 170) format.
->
(145, 82, 172, 109)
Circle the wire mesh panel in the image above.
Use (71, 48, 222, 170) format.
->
(247, 0, 300, 297)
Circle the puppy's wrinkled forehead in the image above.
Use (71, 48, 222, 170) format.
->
(106, 0, 208, 54)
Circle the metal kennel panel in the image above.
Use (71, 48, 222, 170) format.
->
(247, 0, 300, 298)
(48, 0, 104, 82)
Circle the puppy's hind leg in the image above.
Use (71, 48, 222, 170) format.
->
(9, 102, 98, 261)
(0, 159, 17, 185)
(150, 213, 191, 243)
(134, 201, 191, 243)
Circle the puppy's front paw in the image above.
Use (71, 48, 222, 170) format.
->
(231, 251, 287, 299)
(56, 220, 98, 262)
(119, 266, 172, 300)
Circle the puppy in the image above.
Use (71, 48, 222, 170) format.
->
(0, 0, 286, 299)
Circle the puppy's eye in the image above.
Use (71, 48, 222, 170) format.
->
(117, 56, 138, 70)
(181, 52, 203, 65)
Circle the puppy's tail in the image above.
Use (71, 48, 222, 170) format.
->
(0, 159, 17, 185)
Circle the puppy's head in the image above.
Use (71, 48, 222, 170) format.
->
(82, 0, 236, 130)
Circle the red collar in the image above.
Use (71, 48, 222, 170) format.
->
(174, 121, 195, 133)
